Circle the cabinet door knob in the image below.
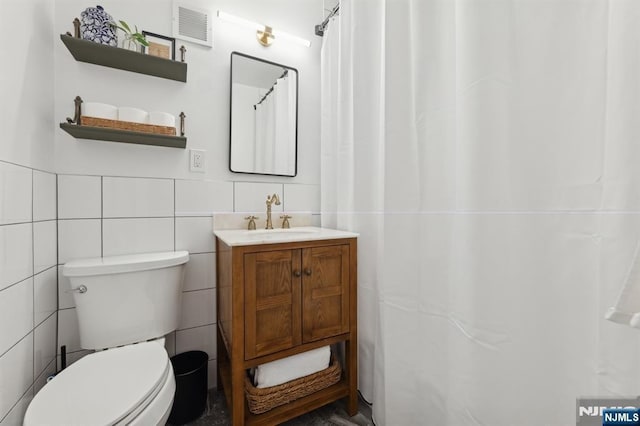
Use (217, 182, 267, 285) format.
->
(304, 268, 312, 276)
(293, 270, 301, 277)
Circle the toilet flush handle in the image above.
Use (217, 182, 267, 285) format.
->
(66, 284, 87, 294)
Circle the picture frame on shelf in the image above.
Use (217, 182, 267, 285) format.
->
(142, 31, 175, 60)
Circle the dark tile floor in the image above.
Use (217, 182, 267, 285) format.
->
(178, 389, 374, 426)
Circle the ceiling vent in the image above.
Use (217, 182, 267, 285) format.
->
(172, 2, 213, 47)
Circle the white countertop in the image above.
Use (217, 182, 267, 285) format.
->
(213, 226, 358, 247)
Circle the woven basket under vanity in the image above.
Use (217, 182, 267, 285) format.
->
(244, 356, 342, 415)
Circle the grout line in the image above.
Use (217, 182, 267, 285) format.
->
(0, 220, 34, 227)
(0, 331, 33, 364)
(34, 310, 57, 331)
(31, 169, 35, 395)
(182, 287, 216, 293)
(176, 322, 217, 332)
(100, 176, 103, 258)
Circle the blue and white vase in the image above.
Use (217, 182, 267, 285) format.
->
(80, 5, 117, 47)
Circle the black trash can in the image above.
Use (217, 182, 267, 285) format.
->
(168, 351, 209, 425)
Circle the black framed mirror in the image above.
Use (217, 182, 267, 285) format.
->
(229, 52, 299, 177)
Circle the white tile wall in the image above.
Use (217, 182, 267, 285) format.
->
(57, 308, 81, 354)
(176, 217, 214, 253)
(57, 175, 101, 219)
(179, 289, 216, 330)
(176, 324, 217, 360)
(284, 184, 321, 213)
(0, 279, 33, 357)
(234, 182, 284, 213)
(33, 220, 57, 274)
(57, 269, 74, 310)
(0, 223, 33, 292)
(103, 177, 174, 218)
(34, 314, 57, 378)
(34, 268, 57, 326)
(0, 161, 57, 424)
(175, 180, 234, 216)
(183, 253, 216, 292)
(58, 219, 101, 263)
(52, 174, 321, 394)
(0, 335, 33, 422)
(103, 218, 174, 256)
(33, 171, 56, 222)
(0, 387, 33, 426)
(0, 162, 32, 226)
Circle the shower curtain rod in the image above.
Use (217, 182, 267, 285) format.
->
(254, 69, 289, 109)
(315, 3, 340, 36)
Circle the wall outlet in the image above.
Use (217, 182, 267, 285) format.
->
(190, 149, 206, 172)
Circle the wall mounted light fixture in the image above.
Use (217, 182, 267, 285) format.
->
(217, 11, 311, 48)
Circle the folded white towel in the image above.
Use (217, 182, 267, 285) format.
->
(607, 240, 640, 329)
(254, 346, 331, 388)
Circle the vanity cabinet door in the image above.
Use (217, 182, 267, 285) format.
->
(301, 245, 350, 342)
(244, 250, 302, 359)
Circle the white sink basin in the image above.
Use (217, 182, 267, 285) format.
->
(214, 226, 357, 246)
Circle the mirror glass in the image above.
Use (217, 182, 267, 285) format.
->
(230, 52, 298, 176)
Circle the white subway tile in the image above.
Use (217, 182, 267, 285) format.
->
(33, 220, 57, 274)
(176, 324, 217, 360)
(103, 218, 174, 257)
(175, 180, 233, 216)
(34, 314, 57, 379)
(0, 223, 32, 291)
(284, 184, 320, 213)
(103, 177, 173, 218)
(183, 253, 216, 292)
(179, 289, 216, 330)
(234, 182, 283, 213)
(0, 162, 31, 226)
(57, 308, 81, 354)
(0, 278, 33, 357)
(34, 268, 57, 326)
(0, 335, 33, 421)
(58, 219, 101, 264)
(176, 217, 214, 254)
(57, 268, 74, 310)
(33, 170, 56, 222)
(58, 175, 101, 219)
(208, 360, 217, 390)
(0, 385, 32, 426)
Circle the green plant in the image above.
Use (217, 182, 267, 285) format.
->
(114, 20, 149, 48)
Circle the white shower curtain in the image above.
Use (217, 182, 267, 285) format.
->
(254, 75, 296, 175)
(321, 1, 640, 425)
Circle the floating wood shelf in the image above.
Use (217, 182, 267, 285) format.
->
(60, 34, 187, 82)
(60, 123, 186, 149)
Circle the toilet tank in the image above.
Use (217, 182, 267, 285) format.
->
(63, 251, 189, 350)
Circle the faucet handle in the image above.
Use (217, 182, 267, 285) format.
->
(280, 214, 292, 229)
(245, 216, 258, 230)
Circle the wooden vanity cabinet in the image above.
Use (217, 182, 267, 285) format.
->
(216, 237, 357, 426)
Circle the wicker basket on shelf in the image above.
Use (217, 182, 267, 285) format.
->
(244, 356, 342, 415)
(81, 116, 176, 136)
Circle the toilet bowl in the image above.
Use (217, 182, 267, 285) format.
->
(23, 250, 189, 425)
(24, 339, 175, 426)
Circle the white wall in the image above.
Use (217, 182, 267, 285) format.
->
(0, 1, 57, 423)
(54, 0, 322, 184)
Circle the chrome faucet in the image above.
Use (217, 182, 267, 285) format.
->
(265, 194, 281, 229)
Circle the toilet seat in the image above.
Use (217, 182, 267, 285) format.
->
(24, 340, 172, 426)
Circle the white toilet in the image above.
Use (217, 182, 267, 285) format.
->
(24, 250, 190, 426)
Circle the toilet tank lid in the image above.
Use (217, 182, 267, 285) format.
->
(63, 250, 189, 277)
